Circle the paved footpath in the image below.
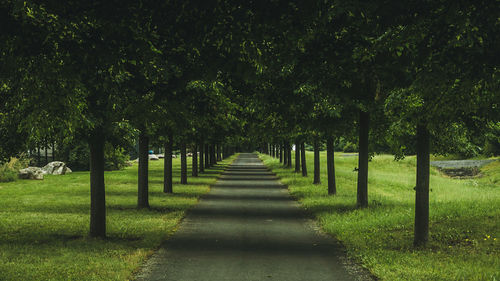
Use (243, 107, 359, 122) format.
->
(135, 153, 364, 281)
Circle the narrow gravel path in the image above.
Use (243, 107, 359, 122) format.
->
(135, 153, 363, 281)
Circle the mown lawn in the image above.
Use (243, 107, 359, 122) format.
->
(0, 155, 236, 281)
(261, 152, 499, 281)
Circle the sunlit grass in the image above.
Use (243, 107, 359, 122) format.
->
(261, 152, 499, 281)
(0, 155, 236, 281)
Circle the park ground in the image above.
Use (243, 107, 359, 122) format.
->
(260, 152, 499, 280)
(0, 152, 498, 280)
(0, 156, 235, 281)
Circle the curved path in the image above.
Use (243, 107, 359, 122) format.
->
(135, 153, 362, 281)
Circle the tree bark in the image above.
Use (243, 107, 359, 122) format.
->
(163, 136, 173, 193)
(295, 142, 301, 173)
(217, 144, 222, 161)
(138, 131, 150, 209)
(208, 145, 213, 166)
(357, 110, 369, 208)
(52, 141, 56, 161)
(44, 139, 48, 165)
(211, 144, 217, 165)
(180, 142, 187, 184)
(192, 143, 198, 177)
(327, 137, 336, 195)
(283, 142, 288, 166)
(414, 124, 430, 247)
(89, 129, 106, 238)
(37, 145, 41, 167)
(313, 138, 321, 184)
(301, 142, 307, 177)
(279, 144, 283, 163)
(287, 142, 292, 168)
(204, 143, 210, 168)
(199, 140, 205, 173)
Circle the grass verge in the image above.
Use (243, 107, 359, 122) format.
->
(0, 155, 236, 281)
(260, 152, 499, 281)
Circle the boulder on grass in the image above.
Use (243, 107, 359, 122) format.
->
(157, 154, 165, 159)
(18, 167, 44, 180)
(172, 154, 177, 158)
(149, 154, 159, 160)
(42, 161, 72, 175)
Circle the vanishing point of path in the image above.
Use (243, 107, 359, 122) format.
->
(135, 153, 366, 281)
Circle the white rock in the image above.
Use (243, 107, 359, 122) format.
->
(149, 154, 159, 160)
(18, 167, 44, 180)
(42, 161, 71, 175)
(157, 154, 165, 159)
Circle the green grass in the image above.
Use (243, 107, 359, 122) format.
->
(0, 155, 236, 281)
(261, 152, 499, 281)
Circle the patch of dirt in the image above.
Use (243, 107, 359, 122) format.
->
(431, 159, 497, 178)
(439, 167, 481, 178)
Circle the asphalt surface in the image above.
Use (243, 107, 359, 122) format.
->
(135, 153, 361, 281)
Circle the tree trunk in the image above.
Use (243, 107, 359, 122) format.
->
(138, 131, 150, 209)
(313, 138, 321, 184)
(327, 137, 336, 195)
(217, 144, 222, 161)
(37, 145, 41, 167)
(192, 144, 198, 177)
(295, 142, 301, 173)
(89, 129, 106, 238)
(204, 143, 210, 168)
(208, 145, 212, 166)
(44, 139, 48, 165)
(357, 110, 369, 208)
(301, 142, 307, 177)
(414, 124, 430, 247)
(52, 141, 56, 161)
(163, 136, 173, 193)
(287, 142, 292, 168)
(199, 140, 205, 173)
(279, 144, 283, 163)
(283, 142, 288, 166)
(211, 144, 216, 165)
(180, 142, 187, 184)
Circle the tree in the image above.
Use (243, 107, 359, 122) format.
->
(379, 0, 499, 246)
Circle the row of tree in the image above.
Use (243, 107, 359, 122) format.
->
(1, 0, 248, 238)
(1, 1, 498, 246)
(238, 0, 499, 247)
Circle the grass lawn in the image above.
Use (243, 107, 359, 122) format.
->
(0, 155, 236, 281)
(260, 152, 499, 281)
